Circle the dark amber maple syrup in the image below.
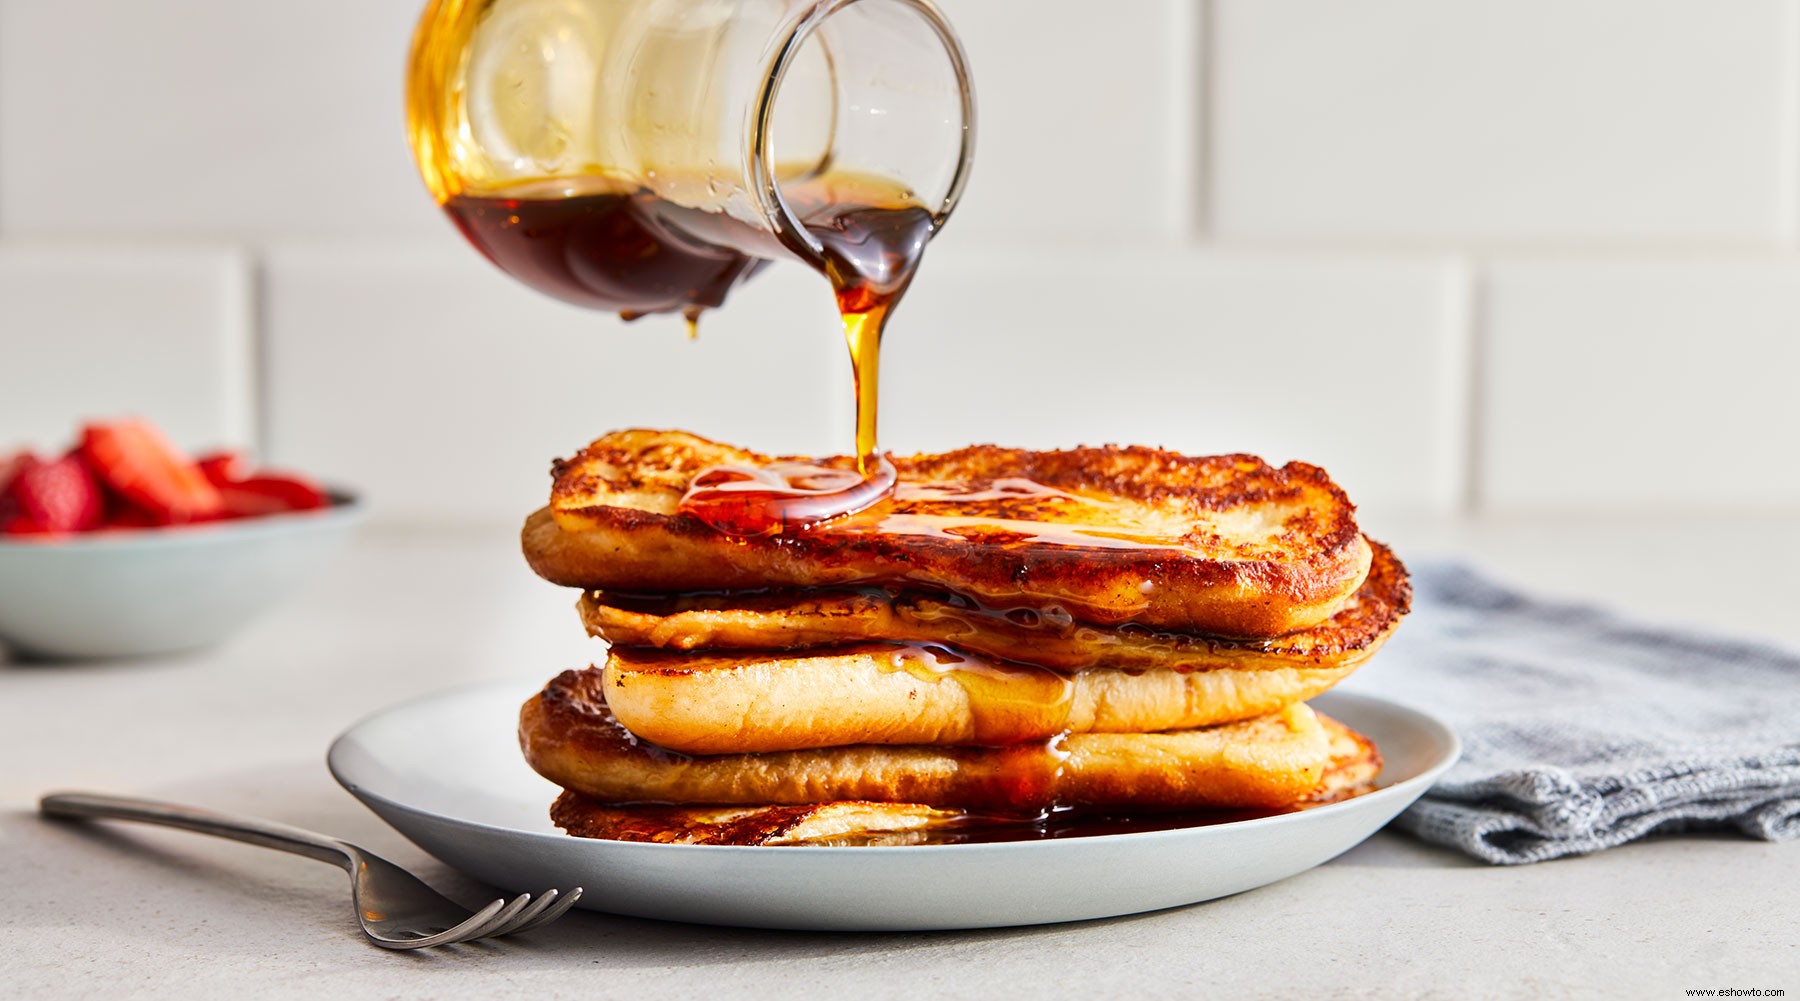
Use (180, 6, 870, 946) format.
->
(443, 184, 768, 320)
(896, 806, 1298, 846)
(443, 174, 932, 536)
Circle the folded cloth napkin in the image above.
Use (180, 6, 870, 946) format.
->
(1355, 560, 1800, 865)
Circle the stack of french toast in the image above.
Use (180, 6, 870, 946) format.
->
(518, 430, 1411, 846)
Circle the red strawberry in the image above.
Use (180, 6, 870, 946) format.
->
(98, 506, 159, 531)
(0, 450, 37, 495)
(1, 513, 54, 536)
(219, 474, 330, 518)
(3, 455, 104, 533)
(79, 420, 223, 524)
(1, 454, 40, 516)
(197, 450, 250, 487)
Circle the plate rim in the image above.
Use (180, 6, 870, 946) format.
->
(327, 678, 1461, 856)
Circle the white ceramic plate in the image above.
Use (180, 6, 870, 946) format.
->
(328, 681, 1458, 931)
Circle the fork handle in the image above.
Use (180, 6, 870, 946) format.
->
(40, 792, 356, 872)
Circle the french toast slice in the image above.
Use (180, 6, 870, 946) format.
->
(546, 717, 1382, 845)
(584, 540, 1409, 673)
(599, 647, 1360, 754)
(549, 797, 971, 846)
(525, 429, 1373, 637)
(521, 668, 1336, 812)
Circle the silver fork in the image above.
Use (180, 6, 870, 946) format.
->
(40, 791, 582, 949)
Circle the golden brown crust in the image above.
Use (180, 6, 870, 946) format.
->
(584, 540, 1410, 672)
(527, 429, 1372, 637)
(601, 645, 1361, 754)
(1311, 717, 1383, 804)
(544, 714, 1383, 845)
(520, 668, 1333, 812)
(549, 796, 968, 846)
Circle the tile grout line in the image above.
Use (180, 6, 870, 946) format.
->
(1184, 0, 1213, 243)
(222, 248, 260, 453)
(1458, 258, 1487, 517)
(1781, 0, 1800, 248)
(248, 250, 272, 460)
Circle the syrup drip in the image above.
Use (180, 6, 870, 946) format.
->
(811, 200, 934, 474)
(876, 644, 1076, 812)
(677, 197, 934, 536)
(883, 644, 1076, 746)
(971, 737, 1074, 814)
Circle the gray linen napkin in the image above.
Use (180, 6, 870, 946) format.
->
(1350, 559, 1800, 865)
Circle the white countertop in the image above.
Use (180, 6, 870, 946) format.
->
(4, 516, 1797, 999)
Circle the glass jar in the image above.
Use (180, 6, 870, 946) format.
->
(406, 0, 976, 320)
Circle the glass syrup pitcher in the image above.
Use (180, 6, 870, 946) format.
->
(407, 0, 974, 319)
(406, 0, 976, 530)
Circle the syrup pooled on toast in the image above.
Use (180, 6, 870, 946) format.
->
(675, 459, 898, 537)
(862, 476, 1195, 554)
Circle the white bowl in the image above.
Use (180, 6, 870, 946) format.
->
(0, 494, 364, 660)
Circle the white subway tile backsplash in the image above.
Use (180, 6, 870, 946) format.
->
(262, 244, 852, 524)
(0, 247, 251, 455)
(266, 242, 1466, 521)
(1481, 260, 1800, 510)
(929, 0, 1193, 245)
(1212, 0, 1796, 245)
(882, 249, 1468, 512)
(0, 0, 1186, 246)
(4, 0, 1796, 521)
(0, 0, 444, 239)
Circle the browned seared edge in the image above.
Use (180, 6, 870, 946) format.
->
(525, 430, 1373, 638)
(583, 540, 1411, 672)
(548, 796, 955, 846)
(551, 795, 839, 845)
(544, 716, 1383, 846)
